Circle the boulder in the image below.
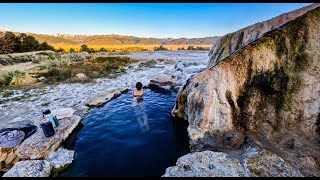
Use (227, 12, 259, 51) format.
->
(149, 74, 172, 86)
(47, 148, 74, 171)
(14, 115, 81, 160)
(3, 160, 51, 177)
(151, 74, 172, 83)
(148, 74, 175, 94)
(85, 88, 129, 107)
(75, 73, 87, 80)
(162, 151, 246, 177)
(149, 74, 173, 86)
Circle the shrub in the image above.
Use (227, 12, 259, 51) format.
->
(139, 59, 157, 67)
(99, 48, 107, 52)
(71, 53, 85, 62)
(44, 58, 70, 69)
(2, 70, 26, 85)
(55, 47, 65, 52)
(80, 44, 89, 52)
(118, 50, 130, 55)
(154, 45, 168, 51)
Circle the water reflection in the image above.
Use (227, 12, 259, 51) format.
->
(132, 97, 149, 132)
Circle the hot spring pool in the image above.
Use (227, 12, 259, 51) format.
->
(59, 88, 190, 177)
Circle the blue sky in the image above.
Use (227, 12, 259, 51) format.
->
(0, 3, 313, 38)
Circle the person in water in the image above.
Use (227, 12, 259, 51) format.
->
(132, 82, 144, 100)
(132, 82, 149, 132)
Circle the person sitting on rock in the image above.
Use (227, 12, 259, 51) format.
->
(133, 82, 144, 101)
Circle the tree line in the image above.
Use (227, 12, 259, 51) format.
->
(178, 46, 210, 51)
(154, 45, 211, 51)
(0, 32, 55, 54)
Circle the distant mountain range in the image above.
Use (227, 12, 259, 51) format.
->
(0, 28, 219, 46)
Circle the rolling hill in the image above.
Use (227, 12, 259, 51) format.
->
(0, 29, 219, 47)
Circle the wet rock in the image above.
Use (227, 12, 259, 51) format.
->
(3, 160, 51, 177)
(148, 74, 174, 94)
(15, 115, 81, 160)
(149, 74, 173, 86)
(47, 148, 74, 171)
(85, 88, 129, 107)
(148, 83, 172, 95)
(162, 151, 246, 177)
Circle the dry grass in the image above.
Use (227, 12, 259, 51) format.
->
(53, 44, 212, 52)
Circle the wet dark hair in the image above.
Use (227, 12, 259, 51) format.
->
(136, 82, 143, 90)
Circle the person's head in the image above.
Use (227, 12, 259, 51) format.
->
(136, 82, 143, 90)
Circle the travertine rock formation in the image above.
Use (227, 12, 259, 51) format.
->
(208, 3, 320, 68)
(172, 5, 320, 176)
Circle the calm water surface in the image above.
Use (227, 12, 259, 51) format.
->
(60, 89, 189, 177)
